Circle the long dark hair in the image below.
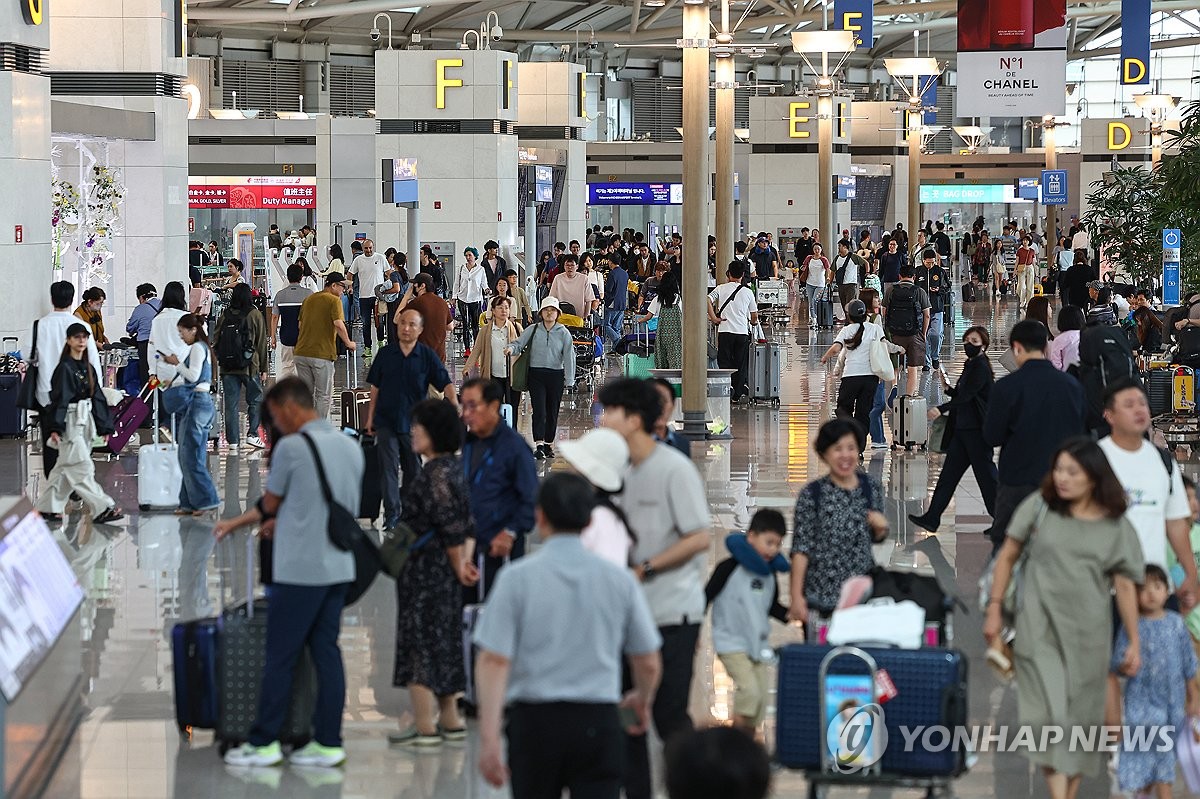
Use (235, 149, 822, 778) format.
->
(657, 270, 680, 306)
(60, 327, 95, 394)
(328, 243, 345, 263)
(230, 282, 253, 312)
(160, 281, 187, 312)
(844, 321, 866, 350)
(1039, 437, 1128, 519)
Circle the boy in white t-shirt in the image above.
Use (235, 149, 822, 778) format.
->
(1098, 379, 1198, 604)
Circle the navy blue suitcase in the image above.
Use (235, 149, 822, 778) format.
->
(172, 618, 220, 734)
(0, 373, 25, 437)
(775, 644, 968, 777)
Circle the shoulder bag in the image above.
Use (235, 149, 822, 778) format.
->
(929, 414, 949, 453)
(300, 432, 381, 605)
(977, 499, 1049, 621)
(379, 524, 435, 578)
(868, 332, 896, 382)
(509, 338, 532, 392)
(16, 320, 39, 410)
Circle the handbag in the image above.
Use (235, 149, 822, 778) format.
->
(929, 414, 949, 453)
(16, 320, 38, 410)
(868, 335, 896, 382)
(379, 523, 435, 578)
(509, 348, 531, 392)
(978, 499, 1049, 621)
(300, 432, 381, 605)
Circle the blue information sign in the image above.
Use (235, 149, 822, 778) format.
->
(587, 183, 683, 206)
(1041, 170, 1068, 206)
(1164, 228, 1182, 307)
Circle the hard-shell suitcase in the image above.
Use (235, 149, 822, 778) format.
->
(138, 403, 182, 510)
(0, 373, 25, 437)
(1147, 367, 1172, 416)
(1173, 365, 1196, 414)
(893, 395, 928, 450)
(212, 533, 317, 752)
(960, 282, 977, 303)
(749, 342, 782, 405)
(462, 602, 483, 707)
(172, 618, 219, 734)
(816, 289, 836, 329)
(775, 643, 968, 776)
(622, 322, 654, 378)
(341, 348, 371, 432)
(109, 381, 154, 454)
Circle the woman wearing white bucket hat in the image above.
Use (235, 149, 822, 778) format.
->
(505, 296, 576, 459)
(559, 428, 634, 568)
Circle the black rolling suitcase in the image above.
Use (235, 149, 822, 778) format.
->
(214, 534, 317, 754)
(359, 434, 382, 522)
(816, 287, 836, 329)
(338, 349, 382, 521)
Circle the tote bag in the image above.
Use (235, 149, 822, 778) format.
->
(869, 336, 896, 382)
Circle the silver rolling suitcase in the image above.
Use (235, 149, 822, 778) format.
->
(892, 395, 929, 451)
(749, 341, 782, 406)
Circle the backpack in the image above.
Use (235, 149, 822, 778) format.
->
(1078, 323, 1137, 391)
(216, 310, 255, 371)
(885, 283, 921, 337)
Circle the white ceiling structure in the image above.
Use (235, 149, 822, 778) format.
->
(184, 0, 1200, 68)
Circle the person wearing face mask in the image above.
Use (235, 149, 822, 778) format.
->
(908, 327, 1000, 534)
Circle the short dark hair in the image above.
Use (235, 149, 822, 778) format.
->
(230, 282, 253, 312)
(727, 260, 747, 280)
(1057, 305, 1086, 332)
(265, 376, 314, 410)
(1096, 286, 1112, 304)
(287, 264, 303, 283)
(137, 283, 157, 299)
(411, 399, 464, 453)
(734, 241, 747, 255)
(503, 268, 518, 278)
(963, 325, 991, 349)
(923, 249, 937, 260)
(815, 418, 865, 455)
(1009, 319, 1048, 353)
(1039, 436, 1128, 519)
(598, 378, 662, 434)
(537, 473, 596, 532)
(1141, 563, 1170, 590)
(748, 509, 787, 537)
(82, 287, 106, 302)
(560, 253, 577, 266)
(485, 239, 499, 250)
(411, 272, 433, 289)
(462, 377, 505, 406)
(177, 313, 207, 344)
(1102, 377, 1147, 410)
(650, 377, 675, 412)
(899, 263, 915, 279)
(665, 727, 771, 799)
(51, 280, 75, 309)
(228, 258, 243, 272)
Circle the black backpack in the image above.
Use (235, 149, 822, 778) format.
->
(886, 283, 921, 337)
(216, 310, 254, 371)
(1079, 323, 1137, 390)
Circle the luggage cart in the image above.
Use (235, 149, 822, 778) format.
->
(1152, 365, 1200, 453)
(755, 279, 791, 334)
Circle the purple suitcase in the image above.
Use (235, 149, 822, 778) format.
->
(108, 383, 153, 454)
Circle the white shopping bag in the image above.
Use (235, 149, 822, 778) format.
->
(825, 598, 926, 649)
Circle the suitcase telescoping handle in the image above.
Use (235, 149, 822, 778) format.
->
(346, 343, 358, 390)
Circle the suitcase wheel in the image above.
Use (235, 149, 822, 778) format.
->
(139, 503, 150, 511)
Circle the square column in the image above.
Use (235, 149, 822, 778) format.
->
(517, 62, 588, 243)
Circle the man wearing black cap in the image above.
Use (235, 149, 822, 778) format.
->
(482, 241, 507, 293)
(749, 236, 780, 281)
(293, 272, 357, 418)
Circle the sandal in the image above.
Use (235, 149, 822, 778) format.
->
(93, 507, 125, 525)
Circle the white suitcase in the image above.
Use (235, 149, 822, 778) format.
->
(139, 442, 182, 510)
(892, 395, 928, 451)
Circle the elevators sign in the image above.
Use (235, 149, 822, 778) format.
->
(956, 0, 1066, 118)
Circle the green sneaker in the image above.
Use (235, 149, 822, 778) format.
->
(223, 741, 283, 767)
(288, 741, 347, 768)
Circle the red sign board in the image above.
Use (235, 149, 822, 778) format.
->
(14, 226, 22, 244)
(188, 184, 316, 209)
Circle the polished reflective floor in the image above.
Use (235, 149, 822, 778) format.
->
(6, 294, 1194, 798)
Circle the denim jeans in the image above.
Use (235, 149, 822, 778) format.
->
(222, 373, 262, 445)
(805, 284, 822, 323)
(249, 582, 348, 748)
(604, 308, 625, 347)
(869, 380, 887, 444)
(925, 312, 944, 368)
(179, 391, 220, 511)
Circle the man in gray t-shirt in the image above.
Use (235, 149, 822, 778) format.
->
(599, 378, 711, 799)
(215, 377, 363, 770)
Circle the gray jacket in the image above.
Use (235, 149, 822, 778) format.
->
(510, 322, 577, 384)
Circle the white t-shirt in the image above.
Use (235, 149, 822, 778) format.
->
(349, 253, 386, 295)
(708, 283, 756, 335)
(834, 254, 859, 286)
(580, 505, 632, 568)
(1071, 230, 1091, 252)
(834, 321, 884, 378)
(804, 256, 829, 288)
(1098, 437, 1189, 570)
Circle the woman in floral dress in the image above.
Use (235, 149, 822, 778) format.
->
(651, 271, 683, 370)
(390, 399, 479, 748)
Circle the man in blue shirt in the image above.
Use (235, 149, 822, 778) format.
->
(125, 283, 161, 386)
(365, 308, 456, 529)
(603, 259, 629, 348)
(459, 377, 538, 602)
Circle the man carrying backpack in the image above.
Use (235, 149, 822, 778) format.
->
(915, 250, 951, 372)
(883, 263, 931, 397)
(1077, 307, 1139, 437)
(214, 283, 269, 450)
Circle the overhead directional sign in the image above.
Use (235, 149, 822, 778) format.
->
(1041, 169, 1068, 206)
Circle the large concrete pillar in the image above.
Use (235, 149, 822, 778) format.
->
(714, 56, 735, 284)
(1044, 120, 1058, 243)
(0, 0, 52, 344)
(818, 93, 834, 246)
(681, 2, 711, 440)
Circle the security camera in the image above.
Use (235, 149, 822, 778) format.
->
(370, 28, 381, 43)
(351, 219, 358, 226)
(490, 24, 503, 41)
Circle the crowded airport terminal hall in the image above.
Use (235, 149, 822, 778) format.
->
(8, 0, 1200, 797)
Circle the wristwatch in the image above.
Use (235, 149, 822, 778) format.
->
(640, 560, 657, 581)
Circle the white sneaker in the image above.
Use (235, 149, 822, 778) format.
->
(223, 741, 283, 767)
(245, 436, 266, 449)
(288, 741, 347, 767)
